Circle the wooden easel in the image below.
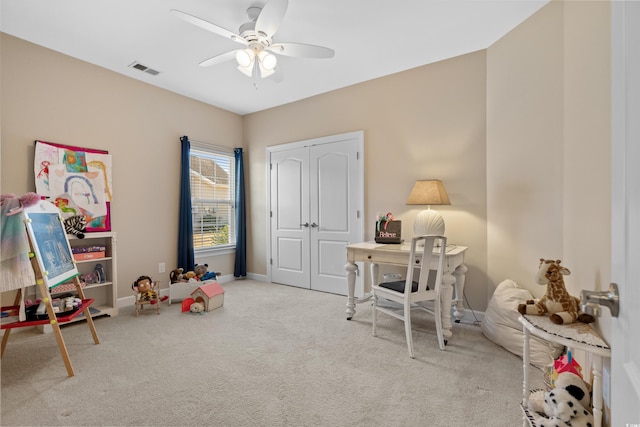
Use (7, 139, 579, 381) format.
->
(1, 237, 100, 377)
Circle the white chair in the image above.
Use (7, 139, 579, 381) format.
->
(372, 235, 447, 358)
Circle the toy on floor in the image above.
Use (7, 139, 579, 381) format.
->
(180, 297, 204, 314)
(170, 268, 185, 283)
(193, 264, 220, 281)
(194, 263, 217, 281)
(132, 275, 167, 317)
(171, 265, 219, 284)
(189, 301, 205, 313)
(132, 275, 167, 304)
(517, 259, 595, 325)
(180, 282, 224, 314)
(169, 267, 196, 283)
(190, 282, 225, 312)
(181, 297, 195, 313)
(528, 371, 593, 427)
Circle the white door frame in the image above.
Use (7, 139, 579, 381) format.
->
(266, 131, 364, 288)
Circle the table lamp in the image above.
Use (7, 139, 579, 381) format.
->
(406, 179, 451, 236)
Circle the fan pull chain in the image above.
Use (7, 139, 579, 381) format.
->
(253, 60, 260, 90)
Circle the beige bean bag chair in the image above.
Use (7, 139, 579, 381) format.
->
(481, 279, 563, 367)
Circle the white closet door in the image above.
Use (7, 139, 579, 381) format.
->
(269, 131, 363, 295)
(270, 147, 310, 289)
(309, 140, 361, 295)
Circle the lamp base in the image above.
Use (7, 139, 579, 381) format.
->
(413, 209, 445, 237)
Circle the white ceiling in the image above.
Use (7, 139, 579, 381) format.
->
(1, 0, 548, 116)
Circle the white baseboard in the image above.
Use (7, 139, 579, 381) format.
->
(119, 293, 140, 308)
(245, 272, 268, 282)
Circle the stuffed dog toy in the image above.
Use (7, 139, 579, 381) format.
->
(528, 372, 593, 427)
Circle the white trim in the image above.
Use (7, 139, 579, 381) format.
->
(190, 143, 237, 251)
(246, 272, 268, 282)
(195, 246, 235, 256)
(266, 130, 364, 152)
(189, 140, 234, 154)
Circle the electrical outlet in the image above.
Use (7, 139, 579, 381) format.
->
(159, 263, 165, 274)
(602, 365, 611, 408)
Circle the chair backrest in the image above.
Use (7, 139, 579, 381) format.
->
(404, 235, 447, 298)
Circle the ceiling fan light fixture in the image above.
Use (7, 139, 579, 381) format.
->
(172, 0, 334, 85)
(237, 63, 254, 77)
(259, 51, 277, 70)
(258, 64, 275, 78)
(235, 49, 254, 68)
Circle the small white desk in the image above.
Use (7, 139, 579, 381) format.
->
(344, 241, 468, 339)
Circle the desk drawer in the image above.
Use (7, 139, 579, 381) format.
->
(356, 250, 413, 267)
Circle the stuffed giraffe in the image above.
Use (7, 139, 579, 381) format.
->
(518, 259, 595, 325)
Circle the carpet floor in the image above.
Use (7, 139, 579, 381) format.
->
(1, 279, 541, 426)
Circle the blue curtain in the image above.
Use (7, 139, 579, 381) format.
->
(234, 147, 247, 277)
(178, 136, 195, 272)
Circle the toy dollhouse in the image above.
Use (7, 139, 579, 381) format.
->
(190, 282, 224, 312)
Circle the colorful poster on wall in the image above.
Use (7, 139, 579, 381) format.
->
(34, 140, 112, 232)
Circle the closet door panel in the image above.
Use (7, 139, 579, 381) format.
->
(310, 140, 360, 295)
(270, 148, 309, 289)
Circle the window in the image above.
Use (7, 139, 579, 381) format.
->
(189, 146, 235, 251)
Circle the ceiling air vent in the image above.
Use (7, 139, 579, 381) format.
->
(128, 61, 160, 76)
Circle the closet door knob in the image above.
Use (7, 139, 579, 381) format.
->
(311, 223, 318, 228)
(300, 222, 309, 227)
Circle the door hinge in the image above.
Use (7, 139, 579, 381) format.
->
(357, 152, 360, 160)
(357, 210, 360, 219)
(270, 211, 273, 218)
(270, 258, 273, 265)
(270, 163, 273, 170)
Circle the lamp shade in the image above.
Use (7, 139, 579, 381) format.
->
(406, 180, 451, 238)
(406, 180, 451, 206)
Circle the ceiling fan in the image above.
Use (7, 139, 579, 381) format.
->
(170, 0, 335, 81)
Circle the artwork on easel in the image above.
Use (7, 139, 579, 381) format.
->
(33, 139, 112, 232)
(23, 200, 78, 288)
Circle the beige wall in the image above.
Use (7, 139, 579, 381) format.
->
(487, 0, 611, 342)
(0, 0, 612, 327)
(562, 0, 611, 336)
(0, 34, 243, 301)
(244, 0, 611, 320)
(487, 2, 565, 293)
(243, 52, 489, 310)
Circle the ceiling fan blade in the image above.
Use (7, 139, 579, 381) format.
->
(268, 43, 335, 59)
(199, 50, 239, 67)
(170, 9, 247, 45)
(255, 0, 288, 38)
